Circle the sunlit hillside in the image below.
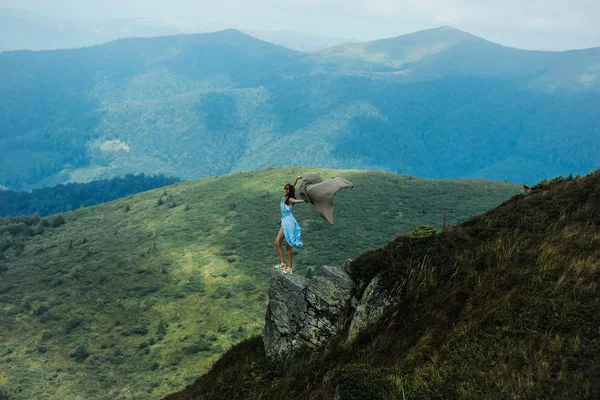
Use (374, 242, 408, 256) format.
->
(166, 170, 600, 400)
(0, 167, 520, 399)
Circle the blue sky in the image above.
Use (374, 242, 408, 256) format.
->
(3, 0, 599, 50)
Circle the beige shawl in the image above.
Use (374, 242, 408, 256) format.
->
(298, 173, 354, 224)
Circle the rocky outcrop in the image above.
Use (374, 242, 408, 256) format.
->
(262, 261, 400, 359)
(263, 264, 355, 359)
(345, 274, 395, 344)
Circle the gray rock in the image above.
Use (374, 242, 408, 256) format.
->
(346, 274, 395, 345)
(263, 264, 356, 360)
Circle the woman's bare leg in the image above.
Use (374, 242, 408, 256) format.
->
(286, 243, 293, 271)
(274, 227, 285, 265)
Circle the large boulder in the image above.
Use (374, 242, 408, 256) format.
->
(263, 264, 355, 359)
(346, 274, 395, 345)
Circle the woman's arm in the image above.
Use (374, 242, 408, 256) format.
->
(289, 197, 306, 204)
(293, 175, 302, 187)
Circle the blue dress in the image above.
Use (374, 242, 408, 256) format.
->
(281, 197, 303, 248)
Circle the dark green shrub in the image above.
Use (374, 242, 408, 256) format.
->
(183, 344, 202, 355)
(231, 326, 246, 340)
(238, 280, 256, 292)
(38, 312, 56, 323)
(0, 233, 11, 253)
(210, 343, 224, 354)
(111, 355, 124, 364)
(21, 298, 31, 312)
(168, 354, 181, 366)
(69, 344, 90, 362)
(34, 304, 50, 316)
(226, 241, 239, 250)
(32, 223, 45, 236)
(5, 223, 29, 236)
(157, 319, 168, 338)
(64, 314, 84, 333)
(132, 326, 148, 336)
(51, 215, 65, 228)
(30, 214, 41, 225)
(186, 274, 206, 293)
(211, 285, 232, 299)
(133, 285, 161, 297)
(69, 265, 83, 279)
(206, 334, 218, 342)
(184, 337, 212, 355)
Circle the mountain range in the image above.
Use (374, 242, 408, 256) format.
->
(0, 8, 352, 53)
(1, 26, 599, 190)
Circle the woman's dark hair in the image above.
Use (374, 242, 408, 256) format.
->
(284, 184, 295, 205)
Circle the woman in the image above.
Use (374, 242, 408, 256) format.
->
(274, 175, 306, 274)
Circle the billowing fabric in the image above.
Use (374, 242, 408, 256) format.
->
(281, 197, 303, 248)
(299, 173, 354, 224)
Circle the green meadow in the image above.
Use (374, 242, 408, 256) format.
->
(0, 167, 520, 399)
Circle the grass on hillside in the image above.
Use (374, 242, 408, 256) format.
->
(0, 168, 520, 400)
(164, 171, 600, 400)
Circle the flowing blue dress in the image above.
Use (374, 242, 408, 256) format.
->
(281, 197, 303, 248)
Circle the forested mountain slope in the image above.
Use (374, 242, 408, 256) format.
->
(0, 173, 180, 217)
(1, 27, 598, 189)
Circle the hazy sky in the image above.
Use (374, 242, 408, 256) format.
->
(3, 0, 600, 50)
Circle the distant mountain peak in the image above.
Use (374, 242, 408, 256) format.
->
(319, 25, 489, 65)
(387, 25, 484, 44)
(216, 28, 248, 36)
(196, 28, 256, 40)
(436, 25, 463, 32)
(196, 28, 298, 53)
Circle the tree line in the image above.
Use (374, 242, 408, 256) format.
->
(0, 173, 180, 218)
